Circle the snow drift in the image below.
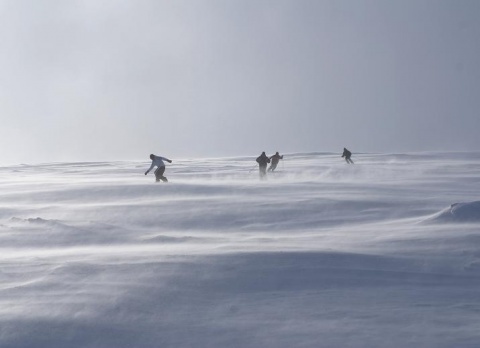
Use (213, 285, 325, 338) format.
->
(430, 201, 480, 223)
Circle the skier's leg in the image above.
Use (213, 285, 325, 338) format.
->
(158, 166, 167, 181)
(259, 165, 267, 178)
(155, 166, 166, 182)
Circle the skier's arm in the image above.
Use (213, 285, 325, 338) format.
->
(145, 162, 155, 175)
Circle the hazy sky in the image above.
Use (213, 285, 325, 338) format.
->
(1, 0, 479, 164)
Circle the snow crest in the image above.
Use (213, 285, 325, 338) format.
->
(431, 201, 480, 223)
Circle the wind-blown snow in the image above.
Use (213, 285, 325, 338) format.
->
(1, 152, 480, 347)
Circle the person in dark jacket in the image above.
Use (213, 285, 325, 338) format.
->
(268, 152, 283, 172)
(256, 152, 270, 178)
(342, 148, 354, 164)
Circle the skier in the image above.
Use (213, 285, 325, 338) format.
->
(342, 148, 354, 164)
(145, 154, 172, 182)
(268, 152, 283, 172)
(256, 151, 270, 178)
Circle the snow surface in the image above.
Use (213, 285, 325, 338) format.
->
(1, 152, 480, 347)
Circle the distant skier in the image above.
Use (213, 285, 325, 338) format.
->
(268, 152, 284, 172)
(256, 152, 270, 178)
(145, 154, 172, 182)
(342, 148, 354, 164)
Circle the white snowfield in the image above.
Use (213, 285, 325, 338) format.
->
(1, 152, 480, 348)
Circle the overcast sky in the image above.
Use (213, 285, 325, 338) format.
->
(1, 0, 479, 164)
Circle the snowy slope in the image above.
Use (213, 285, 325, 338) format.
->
(1, 152, 480, 347)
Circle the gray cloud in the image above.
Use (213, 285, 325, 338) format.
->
(1, 0, 479, 164)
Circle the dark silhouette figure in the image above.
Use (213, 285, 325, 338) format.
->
(145, 154, 173, 182)
(342, 148, 354, 164)
(256, 152, 270, 178)
(268, 152, 284, 172)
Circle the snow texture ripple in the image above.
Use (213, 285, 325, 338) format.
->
(0, 152, 480, 348)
